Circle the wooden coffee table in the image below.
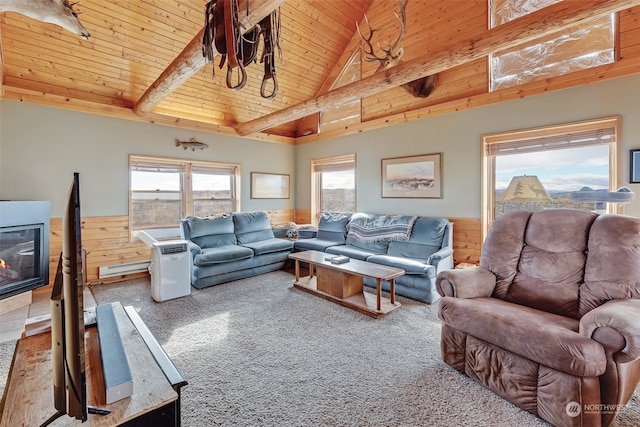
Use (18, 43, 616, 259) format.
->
(289, 250, 405, 318)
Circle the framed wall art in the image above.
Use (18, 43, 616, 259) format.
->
(631, 149, 640, 183)
(250, 172, 290, 199)
(381, 153, 442, 198)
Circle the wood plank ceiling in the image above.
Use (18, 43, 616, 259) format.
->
(1, 0, 640, 143)
(0, 0, 372, 140)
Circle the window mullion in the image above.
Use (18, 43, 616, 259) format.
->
(183, 164, 193, 217)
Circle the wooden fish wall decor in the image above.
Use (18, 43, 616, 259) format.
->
(175, 138, 209, 151)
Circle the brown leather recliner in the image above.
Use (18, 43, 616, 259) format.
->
(436, 209, 640, 427)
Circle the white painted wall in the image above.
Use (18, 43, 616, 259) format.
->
(0, 102, 295, 217)
(1, 73, 639, 219)
(295, 73, 640, 219)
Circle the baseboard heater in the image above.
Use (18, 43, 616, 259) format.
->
(99, 261, 150, 279)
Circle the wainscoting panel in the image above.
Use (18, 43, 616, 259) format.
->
(448, 217, 482, 266)
(50, 216, 149, 285)
(294, 209, 312, 225)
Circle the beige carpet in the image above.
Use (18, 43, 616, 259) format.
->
(2, 270, 639, 426)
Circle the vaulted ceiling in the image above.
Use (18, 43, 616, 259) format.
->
(1, 0, 639, 144)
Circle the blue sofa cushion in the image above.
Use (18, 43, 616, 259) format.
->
(387, 241, 440, 262)
(386, 217, 449, 261)
(366, 254, 436, 277)
(316, 212, 352, 243)
(233, 211, 275, 244)
(194, 245, 254, 266)
(295, 239, 345, 252)
(345, 234, 389, 253)
(185, 215, 237, 249)
(242, 238, 293, 256)
(325, 244, 378, 261)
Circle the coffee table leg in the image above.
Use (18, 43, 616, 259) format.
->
(390, 278, 396, 305)
(294, 260, 300, 282)
(309, 262, 315, 279)
(376, 278, 382, 311)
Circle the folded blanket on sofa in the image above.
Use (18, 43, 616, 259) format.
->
(347, 215, 417, 243)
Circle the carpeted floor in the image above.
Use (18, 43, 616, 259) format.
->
(2, 270, 639, 426)
(89, 270, 640, 427)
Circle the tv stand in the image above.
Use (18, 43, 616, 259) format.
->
(0, 302, 186, 426)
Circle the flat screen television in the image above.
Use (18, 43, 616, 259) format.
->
(43, 172, 86, 425)
(43, 173, 108, 426)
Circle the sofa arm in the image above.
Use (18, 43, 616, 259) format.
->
(580, 299, 640, 363)
(435, 267, 496, 298)
(188, 241, 202, 258)
(427, 247, 453, 269)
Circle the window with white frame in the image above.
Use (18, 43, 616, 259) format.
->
(129, 155, 240, 237)
(311, 154, 356, 223)
(489, 0, 615, 91)
(481, 117, 620, 239)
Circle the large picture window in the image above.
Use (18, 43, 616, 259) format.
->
(311, 154, 356, 224)
(129, 155, 240, 238)
(481, 117, 620, 239)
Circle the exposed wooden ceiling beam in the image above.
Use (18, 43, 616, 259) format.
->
(235, 0, 640, 136)
(133, 0, 286, 116)
(0, 32, 4, 96)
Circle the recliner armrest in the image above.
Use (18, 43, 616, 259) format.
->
(436, 267, 496, 298)
(580, 299, 640, 363)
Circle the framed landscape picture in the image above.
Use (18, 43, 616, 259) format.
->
(251, 172, 290, 199)
(631, 149, 640, 183)
(382, 153, 442, 198)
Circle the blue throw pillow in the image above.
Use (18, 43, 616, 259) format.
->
(187, 214, 234, 238)
(316, 212, 352, 243)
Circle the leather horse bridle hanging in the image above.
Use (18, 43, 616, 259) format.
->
(258, 12, 279, 99)
(202, 0, 281, 98)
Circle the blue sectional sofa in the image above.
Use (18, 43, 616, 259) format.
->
(294, 212, 454, 303)
(180, 211, 293, 289)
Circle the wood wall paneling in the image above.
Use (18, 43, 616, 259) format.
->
(448, 217, 482, 266)
(49, 216, 149, 285)
(294, 209, 312, 225)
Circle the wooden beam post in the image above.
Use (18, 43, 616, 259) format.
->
(133, 0, 285, 116)
(235, 0, 640, 136)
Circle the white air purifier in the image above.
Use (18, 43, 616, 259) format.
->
(149, 240, 191, 302)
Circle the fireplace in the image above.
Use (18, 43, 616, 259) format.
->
(0, 201, 50, 300)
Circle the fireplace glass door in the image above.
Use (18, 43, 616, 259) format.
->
(0, 224, 44, 298)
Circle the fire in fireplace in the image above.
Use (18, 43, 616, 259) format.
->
(0, 201, 50, 300)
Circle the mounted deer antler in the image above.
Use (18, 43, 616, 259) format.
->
(0, 0, 90, 40)
(357, 0, 436, 98)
